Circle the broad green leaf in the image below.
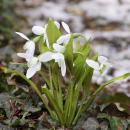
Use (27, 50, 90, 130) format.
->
(82, 117, 99, 130)
(46, 18, 61, 49)
(64, 34, 73, 72)
(81, 72, 130, 112)
(110, 117, 123, 130)
(42, 85, 65, 125)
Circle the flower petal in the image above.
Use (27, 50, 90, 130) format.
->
(101, 67, 108, 76)
(98, 56, 107, 64)
(53, 43, 64, 52)
(57, 34, 70, 44)
(32, 26, 45, 35)
(54, 21, 60, 29)
(15, 32, 29, 41)
(35, 62, 41, 71)
(62, 22, 70, 34)
(17, 53, 33, 62)
(39, 52, 53, 62)
(61, 60, 66, 77)
(52, 53, 64, 60)
(26, 66, 37, 79)
(86, 60, 101, 70)
(104, 62, 114, 67)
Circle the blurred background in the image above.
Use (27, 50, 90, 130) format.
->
(0, 0, 130, 97)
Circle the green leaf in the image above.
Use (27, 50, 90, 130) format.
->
(76, 40, 80, 51)
(46, 18, 61, 49)
(82, 117, 99, 130)
(81, 72, 130, 112)
(38, 36, 53, 54)
(110, 117, 123, 130)
(97, 113, 111, 121)
(64, 33, 73, 72)
(64, 82, 73, 123)
(41, 85, 65, 125)
(73, 45, 90, 83)
(0, 92, 16, 118)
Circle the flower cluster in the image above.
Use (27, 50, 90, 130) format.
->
(16, 20, 113, 79)
(16, 21, 69, 78)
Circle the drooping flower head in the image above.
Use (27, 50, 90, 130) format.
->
(32, 21, 60, 48)
(57, 22, 71, 45)
(15, 32, 35, 56)
(86, 56, 113, 76)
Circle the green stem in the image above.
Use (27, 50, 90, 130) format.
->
(49, 65, 54, 95)
(73, 33, 87, 43)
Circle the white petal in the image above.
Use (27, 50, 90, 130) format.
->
(98, 56, 107, 64)
(62, 22, 70, 34)
(26, 66, 37, 79)
(15, 32, 29, 41)
(104, 62, 114, 67)
(61, 60, 66, 77)
(24, 41, 35, 49)
(35, 62, 41, 71)
(39, 52, 53, 62)
(53, 43, 64, 52)
(57, 34, 70, 44)
(101, 67, 108, 76)
(17, 53, 33, 62)
(25, 44, 35, 56)
(86, 60, 101, 70)
(54, 21, 60, 29)
(52, 53, 64, 60)
(32, 26, 45, 35)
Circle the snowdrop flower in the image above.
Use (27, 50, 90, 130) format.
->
(39, 52, 66, 77)
(86, 56, 113, 76)
(15, 32, 35, 56)
(32, 21, 60, 48)
(17, 53, 42, 79)
(57, 22, 71, 45)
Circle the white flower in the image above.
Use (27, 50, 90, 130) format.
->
(17, 53, 41, 79)
(57, 22, 71, 45)
(39, 52, 66, 77)
(15, 32, 35, 56)
(32, 21, 60, 48)
(86, 56, 113, 76)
